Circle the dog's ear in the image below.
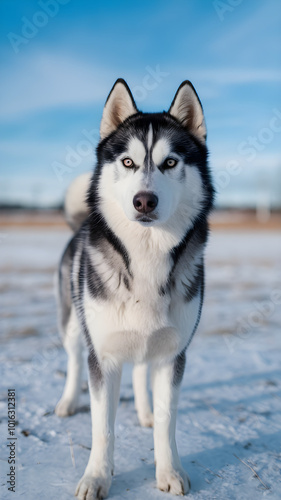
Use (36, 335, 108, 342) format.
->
(168, 81, 206, 143)
(100, 79, 138, 139)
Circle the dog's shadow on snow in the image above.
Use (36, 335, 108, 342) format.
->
(108, 430, 281, 496)
(72, 394, 135, 416)
(181, 429, 281, 494)
(179, 369, 281, 494)
(110, 464, 156, 497)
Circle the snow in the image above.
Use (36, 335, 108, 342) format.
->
(0, 227, 281, 499)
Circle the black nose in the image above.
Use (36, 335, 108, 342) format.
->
(133, 191, 158, 214)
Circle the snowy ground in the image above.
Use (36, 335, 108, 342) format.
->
(0, 227, 281, 500)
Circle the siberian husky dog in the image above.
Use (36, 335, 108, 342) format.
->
(55, 79, 214, 499)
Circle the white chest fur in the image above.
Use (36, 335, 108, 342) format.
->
(83, 225, 201, 366)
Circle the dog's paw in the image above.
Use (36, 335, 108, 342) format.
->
(138, 410, 154, 428)
(156, 467, 190, 495)
(55, 398, 77, 417)
(75, 474, 111, 500)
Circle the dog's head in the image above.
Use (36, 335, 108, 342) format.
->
(91, 79, 213, 228)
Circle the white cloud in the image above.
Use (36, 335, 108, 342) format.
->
(176, 68, 281, 87)
(210, 153, 281, 170)
(0, 50, 115, 118)
(210, 0, 280, 56)
(2, 46, 280, 122)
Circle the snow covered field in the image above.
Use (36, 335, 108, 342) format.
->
(1, 227, 281, 500)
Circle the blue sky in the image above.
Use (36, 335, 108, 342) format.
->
(0, 0, 280, 207)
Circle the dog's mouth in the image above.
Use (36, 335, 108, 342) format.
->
(135, 215, 158, 224)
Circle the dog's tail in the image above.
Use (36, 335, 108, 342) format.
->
(64, 172, 92, 232)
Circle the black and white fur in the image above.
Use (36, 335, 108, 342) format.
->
(55, 79, 214, 499)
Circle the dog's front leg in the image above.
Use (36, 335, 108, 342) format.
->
(76, 354, 122, 500)
(152, 355, 190, 495)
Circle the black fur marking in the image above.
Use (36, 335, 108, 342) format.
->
(143, 152, 154, 177)
(170, 217, 209, 271)
(71, 245, 103, 388)
(172, 264, 205, 377)
(143, 127, 155, 174)
(86, 252, 107, 299)
(58, 235, 77, 331)
(173, 350, 186, 386)
(123, 274, 130, 291)
(88, 347, 103, 390)
(185, 265, 205, 351)
(170, 225, 196, 269)
(160, 222, 206, 297)
(182, 263, 204, 303)
(78, 247, 86, 301)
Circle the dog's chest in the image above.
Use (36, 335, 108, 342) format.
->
(116, 250, 172, 326)
(85, 250, 180, 363)
(83, 238, 200, 363)
(86, 243, 173, 333)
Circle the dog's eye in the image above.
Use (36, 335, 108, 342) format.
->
(163, 158, 178, 169)
(122, 158, 134, 168)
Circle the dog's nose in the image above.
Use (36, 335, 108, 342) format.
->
(133, 191, 158, 214)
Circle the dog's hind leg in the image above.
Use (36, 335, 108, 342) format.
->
(55, 307, 83, 417)
(133, 363, 154, 427)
